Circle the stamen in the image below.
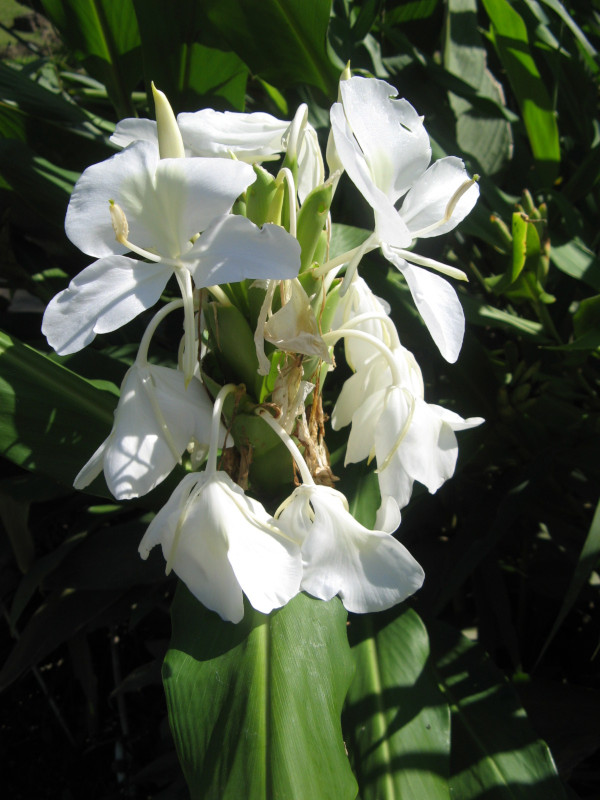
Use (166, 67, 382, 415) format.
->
(257, 408, 315, 486)
(109, 200, 129, 244)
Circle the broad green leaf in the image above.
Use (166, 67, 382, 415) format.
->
(444, 0, 512, 175)
(163, 586, 358, 800)
(133, 0, 248, 112)
(330, 223, 371, 260)
(40, 0, 142, 118)
(0, 329, 114, 487)
(551, 238, 600, 291)
(430, 621, 568, 800)
(198, 0, 339, 96)
(344, 607, 451, 800)
(481, 0, 560, 183)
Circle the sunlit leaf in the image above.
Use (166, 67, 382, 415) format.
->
(344, 607, 451, 800)
(163, 586, 358, 799)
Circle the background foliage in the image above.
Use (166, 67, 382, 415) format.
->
(0, 0, 598, 798)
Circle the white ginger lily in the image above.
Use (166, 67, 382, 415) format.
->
(327, 317, 483, 531)
(42, 140, 300, 378)
(74, 301, 222, 501)
(259, 410, 424, 613)
(139, 385, 302, 623)
(276, 484, 424, 613)
(330, 76, 479, 363)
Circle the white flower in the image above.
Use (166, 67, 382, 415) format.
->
(276, 484, 424, 613)
(139, 470, 302, 623)
(373, 387, 484, 530)
(330, 76, 479, 362)
(42, 140, 300, 356)
(74, 362, 219, 500)
(331, 333, 483, 531)
(112, 105, 324, 202)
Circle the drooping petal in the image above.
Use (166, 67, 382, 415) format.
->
(277, 485, 424, 613)
(382, 247, 465, 363)
(178, 109, 288, 161)
(104, 365, 216, 499)
(42, 255, 171, 355)
(182, 214, 301, 287)
(400, 156, 480, 238)
(339, 76, 431, 203)
(73, 437, 110, 491)
(138, 471, 301, 623)
(344, 386, 388, 464)
(139, 473, 246, 623)
(263, 280, 331, 362)
(297, 124, 325, 203)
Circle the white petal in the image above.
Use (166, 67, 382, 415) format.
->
(110, 118, 158, 149)
(400, 157, 480, 238)
(382, 248, 465, 363)
(278, 485, 424, 613)
(139, 471, 301, 622)
(374, 494, 402, 534)
(178, 109, 288, 160)
(344, 386, 388, 464)
(331, 102, 410, 248)
(140, 473, 246, 623)
(339, 76, 431, 203)
(65, 141, 158, 258)
(73, 436, 110, 490)
(183, 215, 301, 287)
(42, 255, 171, 355)
(297, 124, 325, 203)
(104, 366, 210, 500)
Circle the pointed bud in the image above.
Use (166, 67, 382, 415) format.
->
(152, 82, 185, 159)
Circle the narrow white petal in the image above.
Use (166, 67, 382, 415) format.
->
(183, 215, 300, 287)
(382, 248, 465, 363)
(73, 436, 110, 490)
(42, 256, 171, 355)
(297, 124, 325, 203)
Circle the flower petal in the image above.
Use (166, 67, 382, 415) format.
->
(339, 76, 431, 203)
(182, 214, 301, 287)
(382, 248, 465, 363)
(42, 255, 171, 355)
(177, 109, 288, 160)
(400, 156, 480, 238)
(110, 118, 158, 149)
(278, 485, 424, 613)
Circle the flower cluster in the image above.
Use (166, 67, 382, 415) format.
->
(43, 77, 483, 623)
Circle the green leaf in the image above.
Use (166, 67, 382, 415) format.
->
(444, 0, 512, 175)
(481, 0, 560, 183)
(163, 586, 358, 800)
(133, 0, 248, 112)
(430, 622, 568, 800)
(344, 607, 451, 800)
(0, 329, 114, 488)
(40, 0, 142, 118)
(551, 237, 600, 291)
(198, 0, 339, 96)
